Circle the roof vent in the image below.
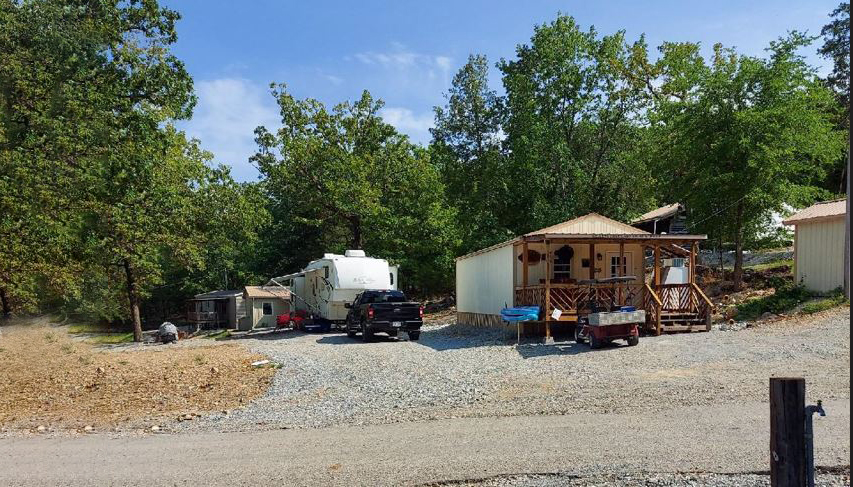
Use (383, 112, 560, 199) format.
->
(322, 253, 336, 259)
(344, 249, 366, 257)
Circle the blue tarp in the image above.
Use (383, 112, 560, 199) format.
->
(500, 306, 541, 322)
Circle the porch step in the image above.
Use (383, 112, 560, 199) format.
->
(660, 323, 710, 333)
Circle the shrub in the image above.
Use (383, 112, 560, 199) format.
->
(802, 288, 849, 314)
(736, 284, 814, 320)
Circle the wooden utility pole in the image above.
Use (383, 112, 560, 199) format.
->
(844, 149, 849, 300)
(770, 377, 806, 487)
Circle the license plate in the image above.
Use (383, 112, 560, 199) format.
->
(392, 321, 402, 327)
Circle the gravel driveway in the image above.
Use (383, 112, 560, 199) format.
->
(179, 308, 849, 433)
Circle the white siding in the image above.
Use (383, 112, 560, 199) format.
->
(456, 244, 514, 315)
(795, 218, 846, 293)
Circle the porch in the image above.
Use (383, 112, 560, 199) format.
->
(512, 234, 713, 337)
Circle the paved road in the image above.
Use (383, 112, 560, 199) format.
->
(1, 400, 848, 486)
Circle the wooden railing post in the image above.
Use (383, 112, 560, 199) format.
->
(770, 377, 806, 487)
(653, 245, 662, 335)
(545, 239, 551, 341)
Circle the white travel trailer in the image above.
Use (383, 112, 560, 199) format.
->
(268, 250, 398, 326)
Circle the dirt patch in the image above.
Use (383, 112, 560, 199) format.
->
(0, 318, 274, 434)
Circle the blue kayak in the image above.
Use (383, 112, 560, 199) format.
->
(500, 306, 541, 322)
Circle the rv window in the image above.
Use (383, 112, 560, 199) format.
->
(262, 302, 272, 315)
(324, 266, 329, 279)
(389, 272, 394, 285)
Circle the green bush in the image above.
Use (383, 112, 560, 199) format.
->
(801, 288, 849, 314)
(736, 284, 814, 320)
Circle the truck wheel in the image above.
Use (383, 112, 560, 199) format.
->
(627, 334, 639, 346)
(408, 331, 420, 341)
(361, 322, 372, 342)
(388, 330, 398, 338)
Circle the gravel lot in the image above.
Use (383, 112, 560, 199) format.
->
(180, 307, 850, 433)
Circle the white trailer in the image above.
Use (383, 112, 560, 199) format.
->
(268, 250, 396, 326)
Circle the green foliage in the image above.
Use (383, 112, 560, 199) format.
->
(629, 32, 845, 288)
(499, 15, 654, 232)
(801, 289, 849, 314)
(819, 2, 850, 125)
(431, 55, 510, 254)
(736, 284, 814, 320)
(85, 333, 135, 345)
(253, 86, 459, 293)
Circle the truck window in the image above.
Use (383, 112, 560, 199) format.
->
(376, 290, 406, 303)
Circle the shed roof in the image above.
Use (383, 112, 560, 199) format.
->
(782, 199, 846, 225)
(525, 213, 649, 236)
(631, 203, 683, 224)
(244, 286, 292, 299)
(192, 289, 243, 300)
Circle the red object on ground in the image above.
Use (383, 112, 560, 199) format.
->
(277, 310, 307, 329)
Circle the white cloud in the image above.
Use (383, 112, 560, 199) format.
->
(379, 107, 434, 145)
(353, 43, 452, 75)
(182, 78, 279, 182)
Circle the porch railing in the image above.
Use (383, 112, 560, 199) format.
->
(187, 311, 219, 322)
(514, 281, 712, 334)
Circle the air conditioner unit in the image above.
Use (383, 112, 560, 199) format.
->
(663, 258, 686, 267)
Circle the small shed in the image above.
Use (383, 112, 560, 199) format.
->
(186, 290, 245, 330)
(783, 199, 847, 294)
(631, 203, 688, 234)
(241, 286, 292, 330)
(456, 213, 712, 336)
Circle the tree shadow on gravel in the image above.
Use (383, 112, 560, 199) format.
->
(216, 328, 314, 342)
(514, 340, 629, 358)
(315, 334, 404, 345)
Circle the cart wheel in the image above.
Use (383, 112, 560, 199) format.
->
(588, 331, 602, 349)
(574, 324, 586, 344)
(627, 334, 639, 346)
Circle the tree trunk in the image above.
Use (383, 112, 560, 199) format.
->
(350, 216, 362, 249)
(732, 202, 745, 291)
(123, 259, 143, 342)
(0, 286, 10, 319)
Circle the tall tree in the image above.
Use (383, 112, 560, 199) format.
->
(0, 0, 196, 336)
(818, 2, 850, 195)
(431, 55, 509, 254)
(630, 33, 845, 289)
(498, 15, 653, 232)
(254, 86, 458, 294)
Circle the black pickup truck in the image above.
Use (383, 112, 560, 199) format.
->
(344, 290, 423, 341)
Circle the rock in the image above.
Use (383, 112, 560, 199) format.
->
(96, 366, 105, 374)
(150, 425, 160, 432)
(759, 312, 778, 321)
(210, 367, 219, 374)
(36, 425, 46, 433)
(83, 425, 94, 433)
(183, 414, 193, 421)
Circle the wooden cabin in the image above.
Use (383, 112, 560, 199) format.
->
(455, 213, 713, 336)
(186, 290, 245, 330)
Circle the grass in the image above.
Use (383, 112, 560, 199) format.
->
(204, 330, 231, 340)
(84, 332, 135, 344)
(67, 323, 113, 334)
(736, 284, 814, 321)
(745, 258, 794, 272)
(802, 290, 849, 314)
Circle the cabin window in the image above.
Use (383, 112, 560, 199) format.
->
(552, 245, 573, 281)
(262, 302, 273, 315)
(581, 258, 590, 268)
(609, 256, 628, 277)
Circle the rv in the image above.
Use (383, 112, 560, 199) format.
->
(268, 250, 398, 327)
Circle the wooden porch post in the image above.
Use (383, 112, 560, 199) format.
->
(588, 243, 595, 279)
(654, 244, 662, 336)
(522, 241, 529, 288)
(690, 242, 698, 284)
(512, 243, 520, 305)
(545, 239, 551, 341)
(618, 241, 625, 305)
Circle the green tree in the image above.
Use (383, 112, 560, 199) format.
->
(431, 54, 510, 254)
(253, 85, 458, 293)
(630, 33, 845, 289)
(0, 0, 194, 321)
(818, 2, 850, 194)
(498, 15, 653, 232)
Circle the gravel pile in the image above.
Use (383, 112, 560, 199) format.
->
(445, 470, 851, 486)
(181, 308, 850, 433)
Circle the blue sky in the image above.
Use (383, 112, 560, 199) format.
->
(163, 0, 839, 182)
